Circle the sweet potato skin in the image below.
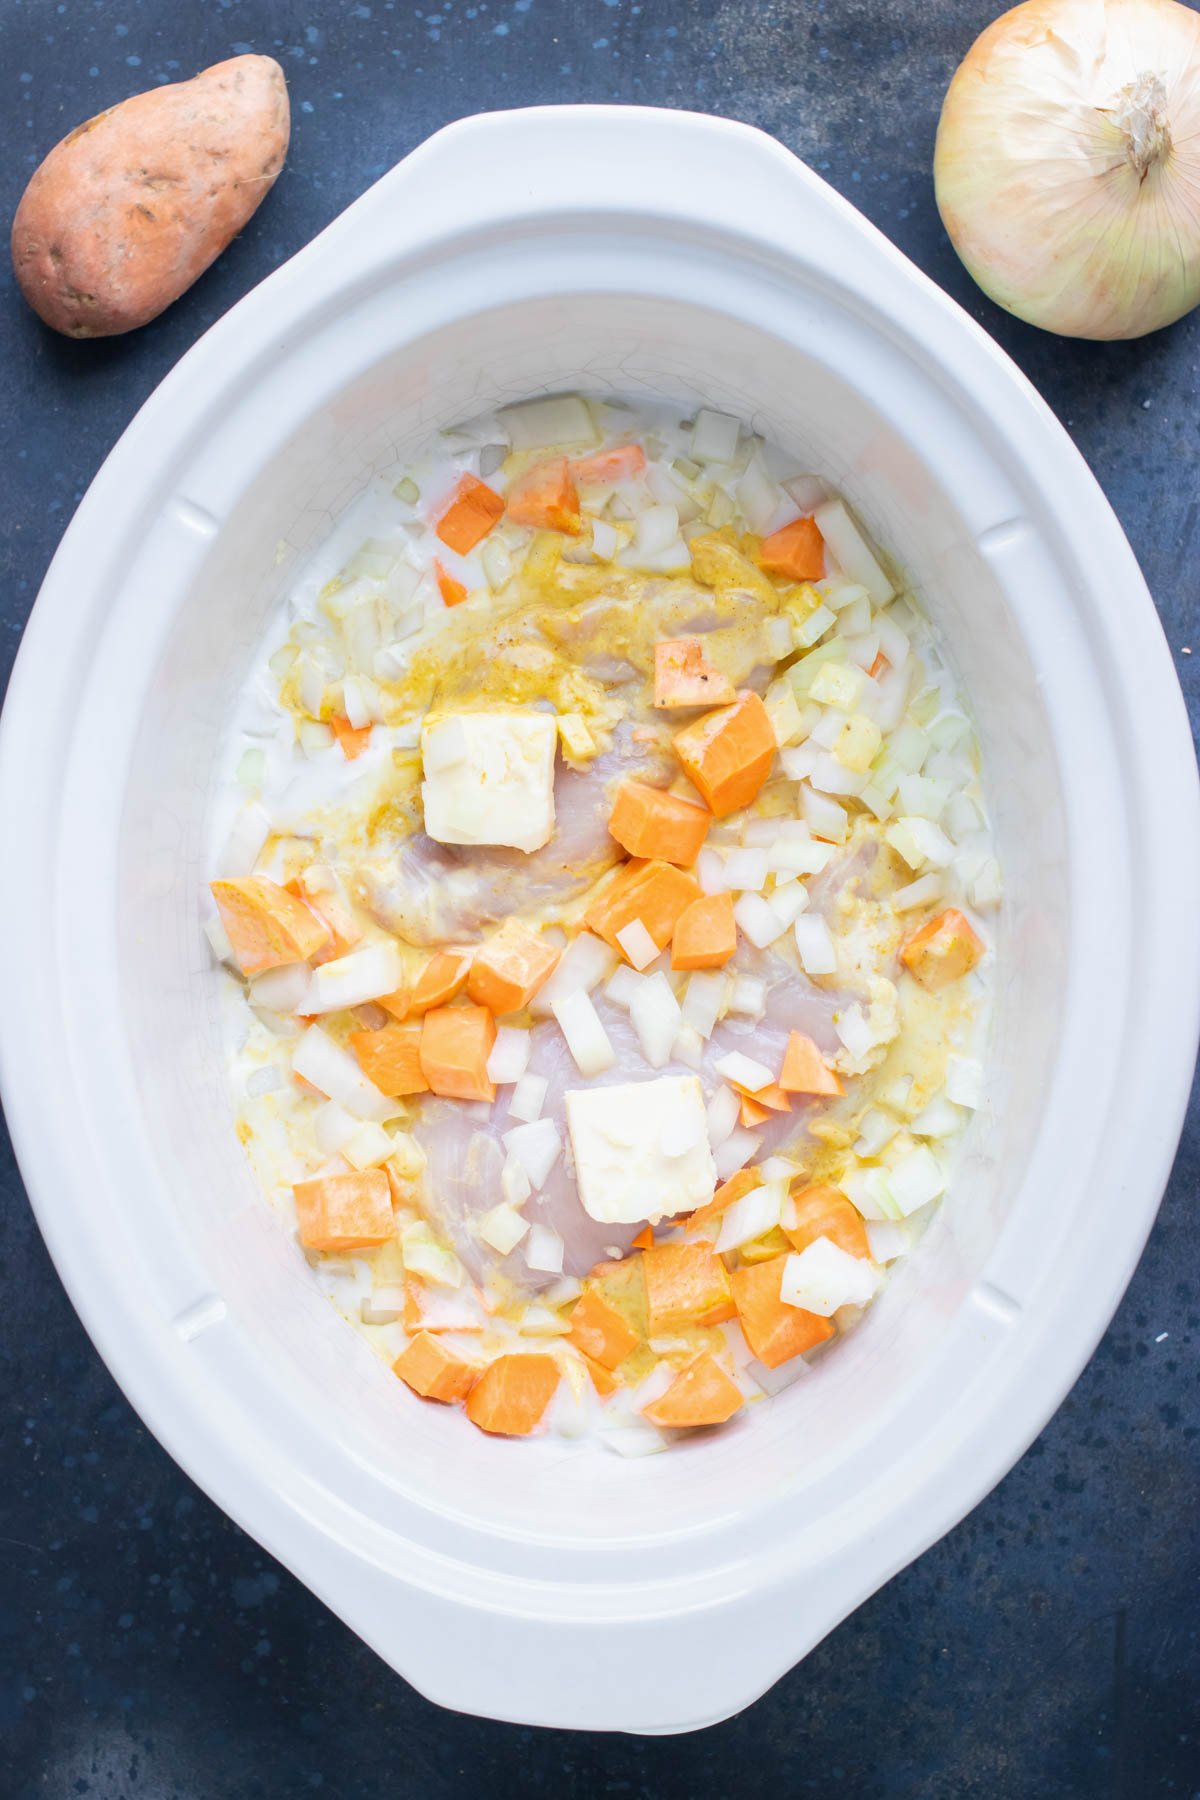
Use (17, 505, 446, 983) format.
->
(11, 55, 289, 338)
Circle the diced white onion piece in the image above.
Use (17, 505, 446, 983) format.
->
(507, 1072, 548, 1123)
(713, 1127, 762, 1181)
(293, 1026, 393, 1122)
(734, 891, 790, 949)
(480, 537, 513, 590)
(617, 918, 661, 971)
(671, 1024, 705, 1069)
(971, 858, 1003, 909)
(249, 961, 313, 1015)
(502, 1118, 563, 1190)
(747, 1352, 814, 1396)
(840, 605, 876, 646)
(620, 503, 682, 566)
(421, 713, 469, 773)
(944, 793, 983, 842)
(793, 915, 837, 976)
(875, 609, 911, 667)
(854, 1108, 900, 1157)
(929, 710, 971, 750)
(865, 1218, 910, 1264)
(714, 1050, 775, 1093)
(945, 1054, 983, 1109)
(780, 1239, 877, 1314)
(601, 1421, 670, 1458)
(892, 872, 945, 912)
(810, 660, 866, 711)
(841, 1167, 901, 1221)
(889, 724, 930, 773)
(307, 942, 405, 1014)
(886, 1145, 946, 1214)
(705, 1083, 741, 1148)
(783, 472, 829, 510)
(716, 1179, 787, 1252)
(910, 1094, 964, 1139)
(532, 931, 617, 1015)
(343, 1121, 395, 1170)
(770, 834, 835, 877)
(501, 1155, 533, 1207)
(498, 394, 597, 450)
(525, 1224, 565, 1274)
(313, 1099, 358, 1155)
(203, 913, 236, 966)
(629, 972, 683, 1070)
(834, 1004, 875, 1059)
(810, 752, 867, 797)
(590, 516, 620, 562)
(218, 802, 271, 878)
(360, 1285, 407, 1325)
(604, 964, 647, 1010)
(793, 602, 837, 649)
(341, 676, 371, 730)
(237, 747, 266, 788)
(690, 408, 741, 464)
(810, 708, 848, 750)
(480, 1203, 530, 1256)
(401, 1222, 464, 1288)
(244, 1064, 284, 1099)
(696, 847, 729, 895)
(813, 499, 894, 604)
(816, 578, 870, 612)
(736, 455, 792, 535)
(724, 848, 769, 891)
(768, 880, 809, 927)
(760, 1155, 801, 1183)
(728, 974, 766, 1017)
(898, 773, 951, 821)
(800, 784, 848, 843)
(762, 615, 795, 663)
(487, 1025, 532, 1085)
(682, 970, 727, 1039)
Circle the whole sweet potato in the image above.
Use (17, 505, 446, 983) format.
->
(11, 54, 289, 338)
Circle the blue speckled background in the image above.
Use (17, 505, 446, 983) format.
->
(2, 1, 1198, 1793)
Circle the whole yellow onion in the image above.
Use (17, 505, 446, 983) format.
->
(934, 0, 1200, 339)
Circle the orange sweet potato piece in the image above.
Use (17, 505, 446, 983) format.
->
(642, 1241, 735, 1333)
(784, 1184, 870, 1261)
(686, 1168, 761, 1235)
(419, 1004, 496, 1102)
(349, 1023, 429, 1097)
(211, 876, 331, 976)
(900, 908, 985, 990)
(653, 639, 737, 709)
(580, 1352, 620, 1396)
(671, 892, 737, 970)
(434, 559, 468, 608)
(566, 1287, 641, 1370)
(393, 1331, 479, 1403)
(631, 1225, 655, 1251)
(607, 780, 711, 867)
(294, 884, 362, 965)
(584, 859, 702, 957)
(740, 1094, 771, 1128)
(757, 516, 825, 582)
(643, 1351, 743, 1427)
(779, 1032, 844, 1097)
(465, 1354, 560, 1436)
(434, 474, 504, 555)
(408, 951, 471, 1016)
(12, 55, 289, 340)
(466, 922, 560, 1015)
(570, 444, 646, 484)
(730, 1257, 835, 1368)
(329, 714, 373, 759)
(505, 456, 581, 534)
(293, 1170, 393, 1253)
(672, 692, 776, 817)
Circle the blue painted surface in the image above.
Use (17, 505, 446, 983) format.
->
(1, 1, 1197, 1792)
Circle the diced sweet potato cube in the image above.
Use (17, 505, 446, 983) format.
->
(653, 639, 737, 709)
(467, 922, 560, 1014)
(329, 715, 373, 760)
(757, 515, 825, 582)
(566, 1287, 641, 1370)
(731, 1256, 835, 1368)
(408, 950, 471, 1016)
(570, 444, 646, 485)
(296, 884, 362, 965)
(579, 1352, 620, 1396)
(686, 1168, 761, 1235)
(784, 1184, 871, 1261)
(349, 1023, 429, 1097)
(464, 1354, 560, 1435)
(672, 692, 776, 818)
(607, 780, 711, 867)
(393, 1331, 480, 1403)
(584, 859, 702, 957)
(643, 1351, 743, 1428)
(899, 908, 985, 990)
(642, 1241, 735, 1333)
(505, 455, 581, 534)
(293, 1170, 393, 1253)
(211, 876, 331, 976)
(377, 988, 411, 1022)
(779, 1032, 844, 1097)
(419, 1004, 496, 1102)
(631, 1225, 655, 1251)
(434, 559, 468, 608)
(434, 473, 504, 555)
(740, 1093, 771, 1128)
(671, 891, 737, 970)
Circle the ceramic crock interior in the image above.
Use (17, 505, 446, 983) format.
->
(117, 290, 1065, 1541)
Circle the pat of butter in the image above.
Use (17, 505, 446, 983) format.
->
(420, 710, 556, 853)
(565, 1076, 716, 1225)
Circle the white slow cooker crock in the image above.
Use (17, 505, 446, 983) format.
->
(1, 107, 1197, 1734)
